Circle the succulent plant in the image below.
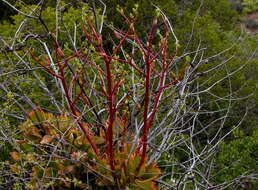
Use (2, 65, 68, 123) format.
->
(10, 110, 160, 189)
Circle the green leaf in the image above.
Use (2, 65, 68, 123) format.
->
(135, 179, 157, 190)
(21, 143, 34, 153)
(185, 55, 191, 62)
(28, 110, 46, 124)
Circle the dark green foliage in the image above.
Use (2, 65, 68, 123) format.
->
(214, 129, 258, 189)
(101, 0, 258, 188)
(0, 0, 16, 23)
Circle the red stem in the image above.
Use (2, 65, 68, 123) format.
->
(103, 55, 116, 172)
(55, 47, 100, 156)
(104, 55, 145, 76)
(137, 18, 169, 171)
(84, 22, 118, 172)
(137, 43, 152, 172)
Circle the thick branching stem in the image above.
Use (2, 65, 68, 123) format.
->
(137, 18, 157, 171)
(60, 75, 100, 156)
(32, 41, 101, 156)
(136, 18, 179, 171)
(104, 56, 116, 172)
(138, 53, 152, 171)
(83, 21, 119, 173)
(57, 57, 100, 157)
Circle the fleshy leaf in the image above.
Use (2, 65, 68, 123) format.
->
(141, 163, 161, 180)
(10, 152, 21, 161)
(40, 135, 54, 144)
(28, 109, 46, 124)
(135, 179, 158, 190)
(127, 155, 141, 177)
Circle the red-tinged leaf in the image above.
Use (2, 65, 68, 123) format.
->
(71, 151, 86, 161)
(28, 109, 46, 124)
(64, 165, 75, 174)
(141, 163, 161, 180)
(57, 163, 65, 175)
(56, 114, 71, 132)
(40, 135, 54, 144)
(10, 164, 19, 174)
(56, 47, 65, 58)
(127, 154, 141, 176)
(74, 135, 89, 147)
(10, 152, 21, 161)
(69, 128, 80, 136)
(135, 179, 158, 190)
(67, 132, 75, 141)
(92, 136, 105, 145)
(42, 123, 57, 136)
(100, 128, 106, 137)
(137, 164, 146, 178)
(16, 140, 26, 144)
(77, 183, 87, 189)
(113, 117, 125, 136)
(23, 126, 42, 139)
